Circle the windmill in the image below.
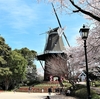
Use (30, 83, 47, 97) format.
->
(37, 3, 70, 81)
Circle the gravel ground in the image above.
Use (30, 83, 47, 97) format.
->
(0, 92, 78, 99)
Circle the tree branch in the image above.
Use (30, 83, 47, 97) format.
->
(70, 0, 100, 22)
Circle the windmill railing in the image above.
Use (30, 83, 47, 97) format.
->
(44, 50, 65, 54)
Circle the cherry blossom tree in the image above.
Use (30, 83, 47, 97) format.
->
(45, 54, 69, 79)
(38, 0, 100, 22)
(66, 26, 100, 76)
(38, 0, 100, 78)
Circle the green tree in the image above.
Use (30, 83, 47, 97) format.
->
(9, 51, 27, 88)
(0, 36, 37, 89)
(0, 36, 28, 90)
(0, 67, 12, 90)
(0, 36, 12, 90)
(0, 36, 11, 67)
(14, 48, 37, 83)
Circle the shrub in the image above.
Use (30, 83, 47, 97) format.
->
(62, 80, 72, 88)
(74, 88, 100, 99)
(94, 80, 100, 87)
(74, 84, 86, 90)
(92, 94, 100, 99)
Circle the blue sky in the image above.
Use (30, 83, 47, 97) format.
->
(0, 0, 89, 75)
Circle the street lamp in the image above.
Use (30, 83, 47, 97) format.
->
(79, 25, 91, 99)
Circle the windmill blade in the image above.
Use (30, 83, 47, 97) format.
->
(52, 3, 62, 27)
(39, 60, 45, 70)
(52, 3, 70, 47)
(63, 33, 70, 47)
(57, 27, 63, 36)
(39, 27, 52, 35)
(39, 32, 47, 35)
(57, 27, 66, 37)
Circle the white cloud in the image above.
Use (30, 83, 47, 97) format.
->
(0, 0, 38, 30)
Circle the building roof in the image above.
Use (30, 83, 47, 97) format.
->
(44, 27, 66, 52)
(37, 52, 65, 60)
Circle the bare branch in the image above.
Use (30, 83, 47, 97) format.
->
(70, 0, 100, 22)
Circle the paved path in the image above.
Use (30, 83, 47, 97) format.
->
(0, 92, 78, 99)
(91, 87, 100, 94)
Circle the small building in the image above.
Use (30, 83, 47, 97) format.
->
(78, 71, 86, 82)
